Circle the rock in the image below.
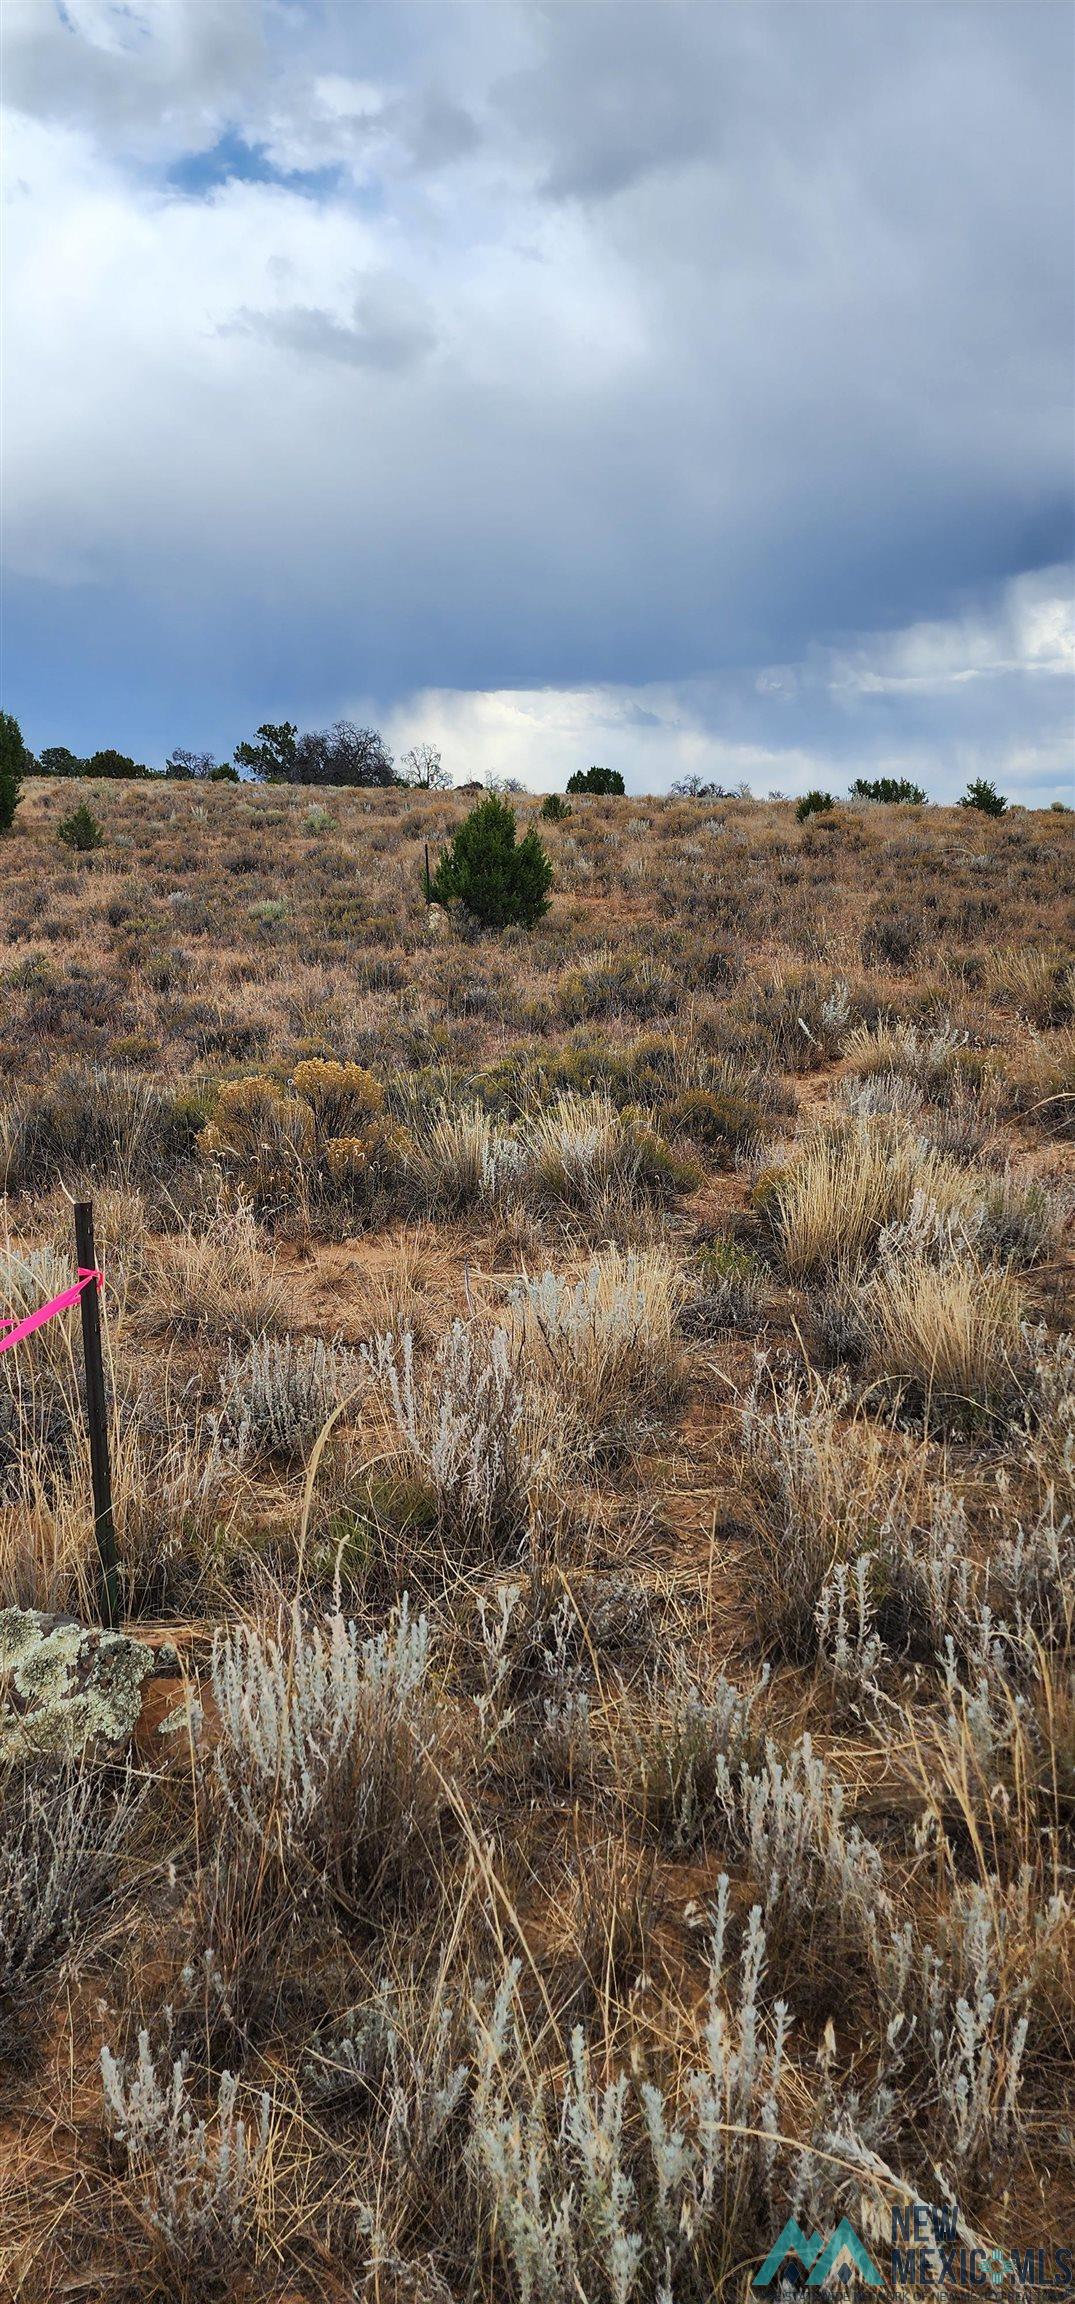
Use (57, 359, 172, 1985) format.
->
(0, 1607, 180, 1760)
(425, 903, 451, 941)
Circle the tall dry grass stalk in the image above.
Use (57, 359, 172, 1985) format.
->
(984, 944, 1075, 1027)
(863, 1255, 1027, 1418)
(770, 1118, 973, 1278)
(510, 1245, 685, 1452)
(137, 1198, 286, 1341)
(523, 1093, 657, 1209)
(740, 1359, 933, 1657)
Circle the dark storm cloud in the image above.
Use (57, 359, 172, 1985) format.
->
(2, 1, 1071, 791)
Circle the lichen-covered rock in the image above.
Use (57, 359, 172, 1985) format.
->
(0, 1606, 58, 1675)
(0, 1609, 160, 1759)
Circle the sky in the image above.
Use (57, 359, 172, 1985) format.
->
(2, 0, 1073, 802)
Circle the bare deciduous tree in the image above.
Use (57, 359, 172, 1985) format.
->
(402, 742, 451, 790)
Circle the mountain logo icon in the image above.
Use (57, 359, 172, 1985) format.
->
(754, 2216, 884, 2288)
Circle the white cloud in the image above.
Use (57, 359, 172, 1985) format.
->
(2, 0, 264, 154)
(1012, 578, 1075, 676)
(382, 682, 862, 798)
(2, 2, 1071, 802)
(827, 568, 1074, 697)
(380, 630, 1074, 805)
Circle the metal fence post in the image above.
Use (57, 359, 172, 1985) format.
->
(74, 1201, 121, 1627)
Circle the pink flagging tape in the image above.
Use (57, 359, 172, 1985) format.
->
(0, 1267, 103, 1357)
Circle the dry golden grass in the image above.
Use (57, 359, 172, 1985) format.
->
(0, 781, 1071, 2299)
(863, 1253, 1028, 1421)
(740, 1360, 935, 1656)
(510, 1242, 686, 1457)
(985, 943, 1075, 1028)
(767, 1116, 973, 1278)
(1009, 1024, 1075, 1133)
(136, 1200, 287, 1342)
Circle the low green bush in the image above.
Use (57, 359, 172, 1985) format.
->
(566, 765, 625, 796)
(476, 1032, 682, 1117)
(795, 790, 835, 822)
(430, 794, 553, 930)
(960, 778, 1007, 815)
(850, 776, 926, 804)
(556, 954, 676, 1024)
(57, 803, 103, 852)
(663, 1086, 764, 1159)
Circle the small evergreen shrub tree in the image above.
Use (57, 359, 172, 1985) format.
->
(566, 765, 625, 796)
(960, 778, 1007, 816)
(0, 710, 29, 832)
(87, 749, 148, 779)
(429, 794, 552, 929)
(37, 745, 84, 777)
(540, 792, 571, 821)
(57, 801, 103, 852)
(233, 721, 298, 781)
(234, 720, 398, 786)
(850, 776, 926, 804)
(795, 789, 835, 822)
